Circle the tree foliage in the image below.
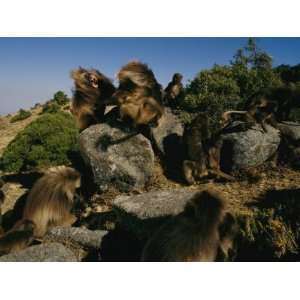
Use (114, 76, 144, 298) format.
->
(0, 112, 79, 173)
(180, 38, 282, 130)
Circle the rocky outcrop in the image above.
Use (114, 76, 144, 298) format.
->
(219, 122, 280, 172)
(0, 242, 77, 262)
(79, 123, 155, 192)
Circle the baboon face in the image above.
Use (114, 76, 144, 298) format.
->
(87, 73, 99, 88)
(68, 168, 81, 189)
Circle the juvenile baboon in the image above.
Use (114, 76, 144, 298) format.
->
(105, 61, 165, 127)
(164, 73, 184, 107)
(0, 220, 35, 256)
(18, 166, 81, 238)
(221, 94, 278, 132)
(71, 67, 116, 130)
(183, 113, 234, 185)
(141, 189, 238, 262)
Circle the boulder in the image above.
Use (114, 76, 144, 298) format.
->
(79, 123, 155, 192)
(150, 108, 184, 155)
(278, 122, 300, 144)
(113, 188, 200, 239)
(45, 226, 108, 249)
(219, 122, 280, 172)
(0, 242, 77, 262)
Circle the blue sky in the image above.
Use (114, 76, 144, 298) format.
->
(1, 37, 300, 115)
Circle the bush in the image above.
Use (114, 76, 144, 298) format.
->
(10, 109, 32, 123)
(53, 91, 69, 106)
(0, 112, 79, 173)
(180, 65, 242, 133)
(41, 102, 61, 114)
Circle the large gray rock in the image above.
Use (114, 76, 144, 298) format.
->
(79, 124, 155, 192)
(150, 108, 184, 155)
(278, 122, 300, 144)
(45, 227, 108, 249)
(0, 243, 77, 262)
(219, 122, 280, 172)
(113, 188, 200, 239)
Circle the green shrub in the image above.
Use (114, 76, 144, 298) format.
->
(180, 65, 242, 133)
(41, 102, 61, 114)
(0, 112, 79, 173)
(53, 91, 69, 106)
(10, 109, 32, 123)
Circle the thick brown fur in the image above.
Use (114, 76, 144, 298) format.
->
(105, 61, 165, 127)
(71, 67, 116, 130)
(183, 113, 234, 185)
(164, 73, 184, 107)
(18, 166, 81, 238)
(0, 220, 35, 256)
(141, 189, 238, 262)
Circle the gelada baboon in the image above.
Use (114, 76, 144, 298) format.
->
(141, 189, 238, 262)
(183, 113, 234, 185)
(0, 220, 35, 256)
(18, 166, 81, 238)
(105, 61, 165, 127)
(71, 67, 116, 130)
(221, 93, 278, 132)
(164, 73, 184, 107)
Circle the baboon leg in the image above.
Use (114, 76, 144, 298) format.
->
(183, 161, 196, 185)
(209, 169, 235, 181)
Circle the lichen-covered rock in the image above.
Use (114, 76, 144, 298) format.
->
(45, 227, 108, 249)
(113, 188, 200, 239)
(79, 123, 155, 192)
(0, 242, 77, 262)
(219, 122, 280, 172)
(150, 108, 184, 155)
(278, 121, 300, 143)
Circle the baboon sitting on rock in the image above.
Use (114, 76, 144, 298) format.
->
(183, 113, 234, 185)
(104, 61, 165, 128)
(164, 73, 184, 108)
